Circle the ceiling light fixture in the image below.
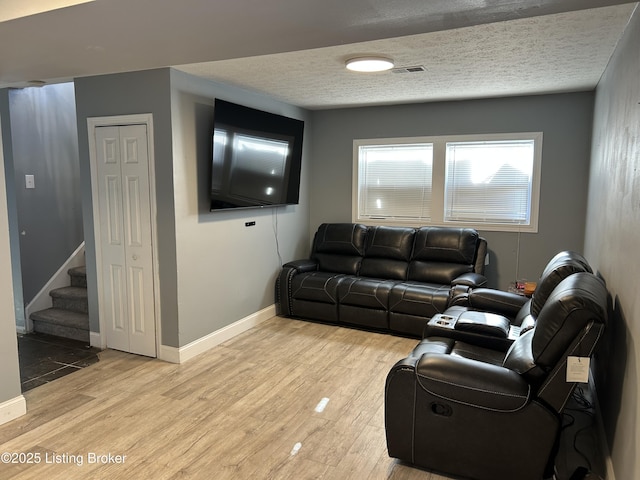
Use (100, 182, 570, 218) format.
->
(345, 56, 394, 73)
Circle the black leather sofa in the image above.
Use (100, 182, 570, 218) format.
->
(385, 272, 608, 480)
(275, 223, 487, 337)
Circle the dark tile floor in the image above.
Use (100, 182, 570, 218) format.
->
(17, 332, 101, 392)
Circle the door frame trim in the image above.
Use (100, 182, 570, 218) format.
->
(87, 114, 161, 357)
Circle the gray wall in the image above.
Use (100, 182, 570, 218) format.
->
(309, 93, 594, 289)
(0, 90, 25, 331)
(74, 69, 179, 345)
(585, 6, 640, 480)
(169, 69, 311, 346)
(9, 83, 83, 303)
(74, 67, 311, 348)
(0, 101, 23, 406)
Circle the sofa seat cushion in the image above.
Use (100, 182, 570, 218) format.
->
(337, 277, 396, 309)
(410, 337, 505, 367)
(408, 261, 473, 284)
(389, 282, 451, 317)
(337, 277, 397, 330)
(415, 353, 530, 412)
(290, 272, 347, 304)
(449, 341, 507, 366)
(387, 283, 452, 336)
(409, 337, 506, 382)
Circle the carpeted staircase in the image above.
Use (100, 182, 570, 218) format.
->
(30, 266, 89, 343)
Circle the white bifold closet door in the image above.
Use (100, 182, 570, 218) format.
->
(95, 124, 156, 357)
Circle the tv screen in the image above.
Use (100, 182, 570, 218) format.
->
(210, 99, 304, 211)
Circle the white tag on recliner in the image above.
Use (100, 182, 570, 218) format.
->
(566, 356, 590, 383)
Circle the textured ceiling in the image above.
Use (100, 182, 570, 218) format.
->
(0, 0, 637, 109)
(176, 4, 637, 109)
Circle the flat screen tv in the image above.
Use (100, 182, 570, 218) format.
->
(210, 99, 304, 211)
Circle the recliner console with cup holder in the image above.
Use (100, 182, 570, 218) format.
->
(423, 250, 594, 350)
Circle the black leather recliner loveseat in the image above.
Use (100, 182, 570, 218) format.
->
(385, 271, 608, 480)
(275, 223, 487, 337)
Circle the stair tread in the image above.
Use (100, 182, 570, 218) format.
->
(34, 265, 89, 342)
(50, 286, 88, 299)
(68, 266, 87, 288)
(68, 266, 86, 276)
(31, 321, 89, 343)
(31, 308, 89, 330)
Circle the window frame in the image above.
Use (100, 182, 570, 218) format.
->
(352, 132, 543, 233)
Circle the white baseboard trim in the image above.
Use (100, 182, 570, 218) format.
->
(0, 395, 27, 426)
(157, 343, 181, 364)
(157, 305, 275, 364)
(89, 331, 104, 349)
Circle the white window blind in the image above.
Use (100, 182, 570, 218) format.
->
(445, 140, 535, 224)
(358, 143, 433, 220)
(353, 133, 542, 232)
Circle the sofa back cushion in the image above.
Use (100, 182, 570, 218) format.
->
(360, 226, 414, 280)
(530, 251, 592, 318)
(312, 223, 367, 274)
(531, 273, 607, 370)
(407, 227, 479, 283)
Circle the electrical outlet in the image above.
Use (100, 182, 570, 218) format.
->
(25, 175, 35, 189)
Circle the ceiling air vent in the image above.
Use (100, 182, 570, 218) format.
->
(392, 65, 426, 74)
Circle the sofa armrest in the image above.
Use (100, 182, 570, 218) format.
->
(275, 259, 319, 316)
(282, 259, 319, 273)
(468, 288, 529, 318)
(449, 285, 471, 306)
(416, 353, 530, 412)
(452, 272, 487, 288)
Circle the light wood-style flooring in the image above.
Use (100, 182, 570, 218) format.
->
(1, 317, 452, 480)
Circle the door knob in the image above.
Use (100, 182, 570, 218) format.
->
(132, 254, 139, 260)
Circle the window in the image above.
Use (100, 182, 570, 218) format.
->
(353, 133, 542, 232)
(357, 143, 433, 221)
